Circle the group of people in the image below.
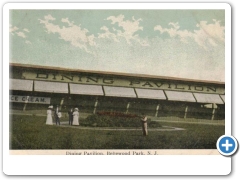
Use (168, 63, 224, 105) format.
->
(46, 105, 148, 136)
(46, 105, 79, 126)
(67, 108, 79, 126)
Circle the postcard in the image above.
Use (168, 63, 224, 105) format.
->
(3, 2, 233, 175)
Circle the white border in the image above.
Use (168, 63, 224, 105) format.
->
(3, 2, 232, 10)
(3, 3, 231, 175)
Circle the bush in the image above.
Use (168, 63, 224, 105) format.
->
(97, 111, 139, 118)
(82, 112, 161, 128)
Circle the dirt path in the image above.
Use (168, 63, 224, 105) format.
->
(52, 121, 185, 131)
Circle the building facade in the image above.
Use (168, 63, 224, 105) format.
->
(9, 63, 225, 120)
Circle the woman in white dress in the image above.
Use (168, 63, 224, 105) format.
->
(72, 108, 79, 126)
(46, 105, 53, 125)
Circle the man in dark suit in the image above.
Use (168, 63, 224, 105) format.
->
(68, 108, 73, 125)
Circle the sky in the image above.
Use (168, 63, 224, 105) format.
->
(9, 9, 225, 82)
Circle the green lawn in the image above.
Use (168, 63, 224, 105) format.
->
(9, 115, 224, 149)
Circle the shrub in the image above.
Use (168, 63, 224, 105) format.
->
(82, 112, 161, 128)
(97, 111, 139, 118)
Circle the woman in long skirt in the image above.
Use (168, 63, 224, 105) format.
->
(72, 108, 79, 125)
(46, 106, 53, 125)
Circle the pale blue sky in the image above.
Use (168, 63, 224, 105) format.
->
(9, 10, 225, 82)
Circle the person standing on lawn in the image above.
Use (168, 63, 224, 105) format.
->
(54, 105, 60, 125)
(72, 108, 79, 125)
(53, 105, 59, 124)
(46, 105, 53, 125)
(68, 108, 73, 125)
(141, 113, 148, 136)
(56, 110, 62, 125)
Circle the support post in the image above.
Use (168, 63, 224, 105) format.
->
(126, 102, 130, 114)
(22, 96, 29, 111)
(23, 103, 27, 111)
(93, 98, 98, 114)
(59, 98, 64, 110)
(155, 104, 160, 117)
(211, 103, 217, 120)
(184, 105, 188, 119)
(211, 108, 216, 120)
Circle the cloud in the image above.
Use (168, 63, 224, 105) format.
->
(98, 26, 119, 42)
(154, 20, 225, 49)
(16, 31, 26, 38)
(194, 20, 225, 48)
(99, 14, 149, 46)
(10, 25, 31, 41)
(38, 14, 150, 56)
(61, 18, 74, 26)
(39, 14, 96, 53)
(10, 24, 32, 46)
(39, 15, 61, 34)
(23, 28, 30, 33)
(44, 14, 56, 21)
(154, 22, 194, 45)
(9, 25, 19, 34)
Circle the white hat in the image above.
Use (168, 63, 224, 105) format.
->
(48, 105, 53, 109)
(74, 108, 79, 111)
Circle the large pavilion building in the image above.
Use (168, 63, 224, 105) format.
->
(9, 63, 225, 120)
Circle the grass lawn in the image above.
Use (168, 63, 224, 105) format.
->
(9, 115, 224, 149)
